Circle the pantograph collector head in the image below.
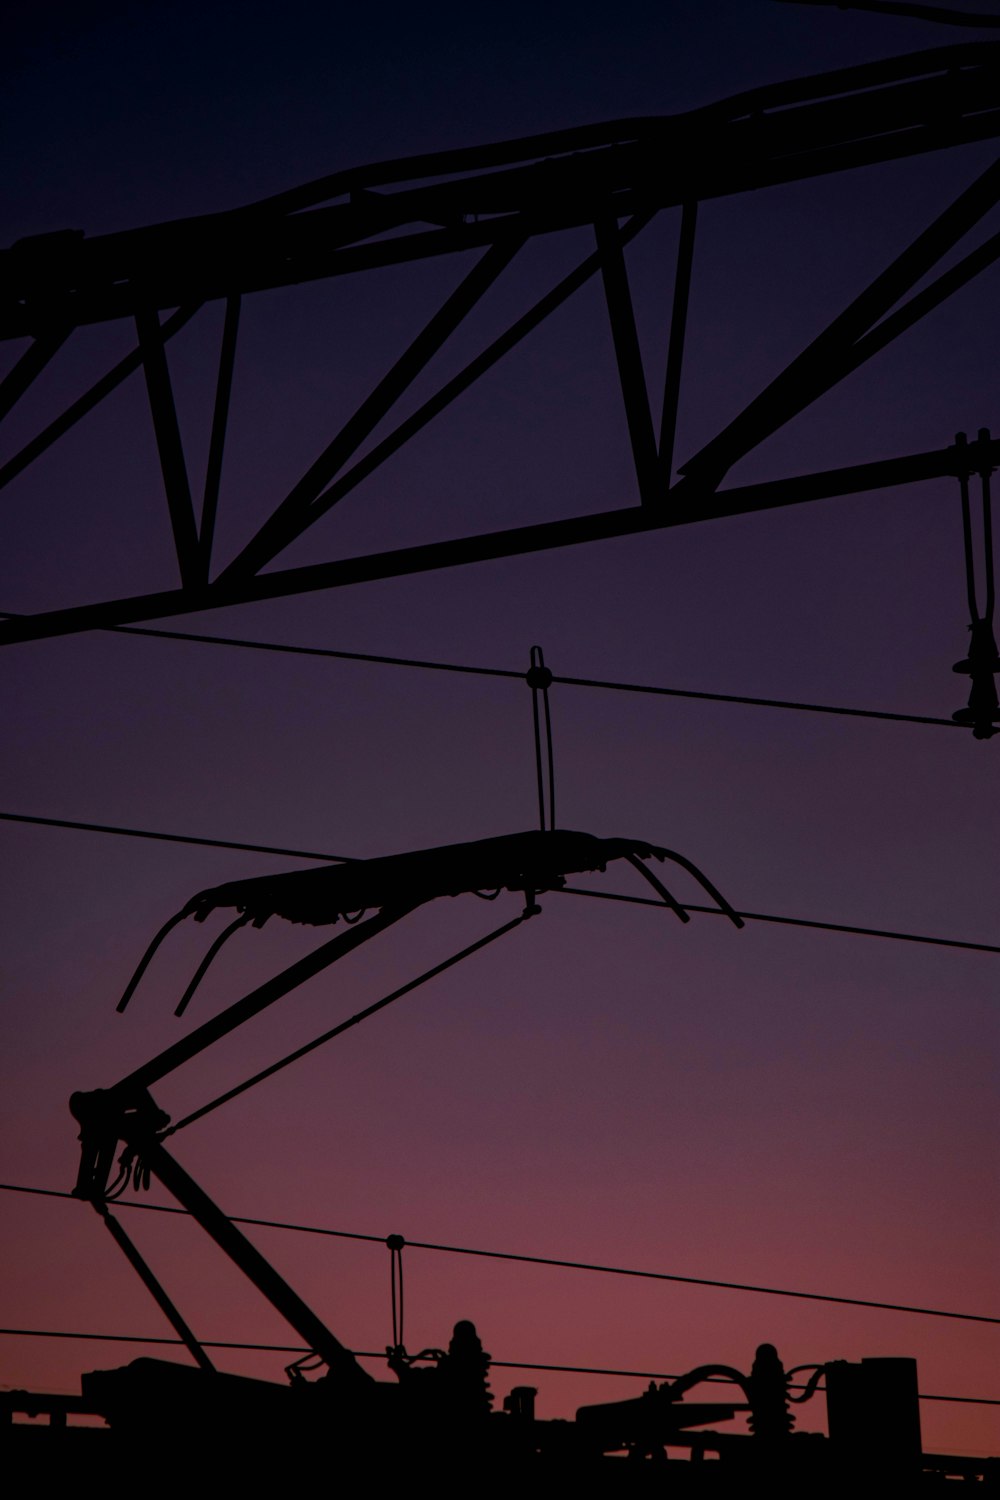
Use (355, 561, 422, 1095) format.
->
(115, 644, 742, 1021)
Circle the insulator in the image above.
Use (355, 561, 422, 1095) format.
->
(747, 1342, 793, 1439)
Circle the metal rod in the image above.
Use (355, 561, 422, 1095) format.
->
(680, 152, 1000, 488)
(164, 911, 529, 1135)
(219, 234, 525, 582)
(596, 215, 659, 507)
(826, 225, 1000, 388)
(112, 1130, 369, 1387)
(199, 294, 241, 578)
(531, 685, 546, 832)
(957, 432, 980, 621)
(0, 329, 70, 425)
(135, 308, 202, 590)
(96, 1202, 214, 1372)
(116, 903, 417, 1097)
(659, 201, 697, 484)
(0, 306, 200, 494)
(304, 211, 656, 516)
(4, 48, 1000, 337)
(3, 439, 999, 646)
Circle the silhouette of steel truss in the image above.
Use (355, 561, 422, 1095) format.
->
(3, 41, 1000, 646)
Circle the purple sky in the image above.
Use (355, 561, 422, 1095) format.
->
(2, 0, 998, 1457)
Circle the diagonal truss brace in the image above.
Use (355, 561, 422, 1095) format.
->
(677, 154, 1000, 493)
(136, 308, 203, 589)
(219, 233, 526, 583)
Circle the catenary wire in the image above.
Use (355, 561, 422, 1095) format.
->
(0, 809, 350, 862)
(103, 622, 960, 729)
(2, 1183, 995, 1326)
(0, 1328, 994, 1406)
(557, 886, 1000, 956)
(1, 810, 994, 956)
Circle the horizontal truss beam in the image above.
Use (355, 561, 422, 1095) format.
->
(2, 438, 995, 646)
(2, 43, 998, 337)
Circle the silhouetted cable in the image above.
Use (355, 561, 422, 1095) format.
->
(551, 670, 958, 728)
(111, 623, 525, 679)
(559, 885, 1000, 957)
(162, 913, 531, 1135)
(0, 816, 995, 954)
(3, 1183, 996, 1327)
(0, 809, 350, 862)
(0, 1328, 994, 1405)
(97, 623, 960, 728)
(1, 810, 994, 955)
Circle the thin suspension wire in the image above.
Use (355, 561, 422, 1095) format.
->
(0, 1329, 994, 1406)
(3, 1182, 996, 1326)
(162, 912, 530, 1136)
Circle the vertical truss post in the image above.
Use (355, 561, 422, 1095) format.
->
(595, 215, 659, 508)
(660, 201, 697, 488)
(136, 307, 203, 590)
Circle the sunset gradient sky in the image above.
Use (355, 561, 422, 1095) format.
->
(2, 0, 998, 1460)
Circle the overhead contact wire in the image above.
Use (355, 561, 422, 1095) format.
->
(0, 809, 351, 862)
(558, 885, 1000, 956)
(67, 622, 959, 728)
(2, 1182, 996, 1327)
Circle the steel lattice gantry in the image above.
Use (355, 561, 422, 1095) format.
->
(2, 40, 1000, 644)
